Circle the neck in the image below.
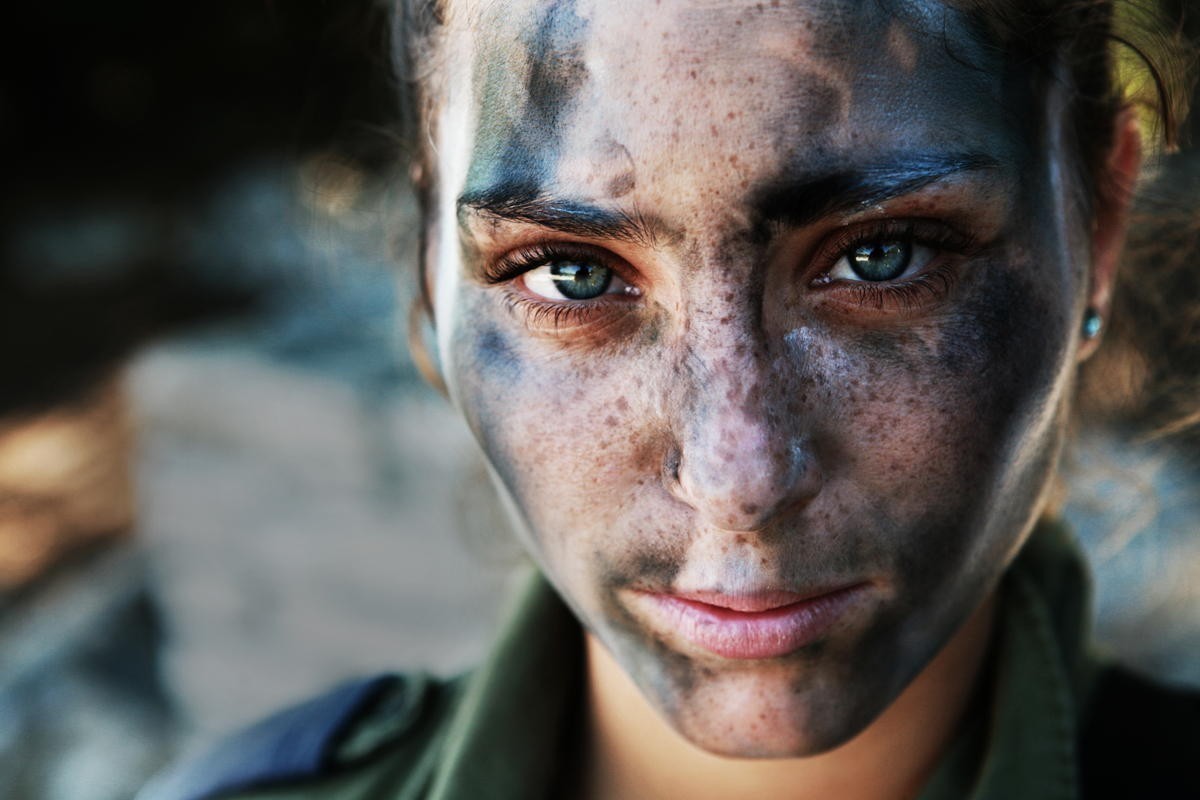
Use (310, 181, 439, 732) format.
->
(575, 593, 996, 800)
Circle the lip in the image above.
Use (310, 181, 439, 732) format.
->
(628, 583, 871, 660)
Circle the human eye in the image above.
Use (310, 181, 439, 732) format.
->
(485, 242, 643, 333)
(827, 237, 934, 283)
(523, 259, 633, 301)
(810, 220, 974, 314)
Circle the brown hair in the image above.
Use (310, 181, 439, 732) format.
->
(392, 0, 1198, 437)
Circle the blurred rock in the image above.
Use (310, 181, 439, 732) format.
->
(0, 546, 175, 800)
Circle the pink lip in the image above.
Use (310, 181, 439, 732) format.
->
(630, 584, 870, 660)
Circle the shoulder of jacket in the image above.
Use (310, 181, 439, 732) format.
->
(138, 671, 459, 800)
(1080, 663, 1200, 798)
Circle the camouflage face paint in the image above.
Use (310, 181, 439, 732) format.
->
(433, 0, 1085, 757)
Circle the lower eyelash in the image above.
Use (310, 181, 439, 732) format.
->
(503, 292, 603, 330)
(835, 263, 959, 312)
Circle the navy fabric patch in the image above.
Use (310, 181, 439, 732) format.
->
(138, 674, 399, 800)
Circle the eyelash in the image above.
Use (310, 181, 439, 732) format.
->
(487, 220, 976, 329)
(487, 242, 634, 330)
(810, 220, 975, 313)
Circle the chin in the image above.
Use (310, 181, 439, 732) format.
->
(653, 657, 888, 760)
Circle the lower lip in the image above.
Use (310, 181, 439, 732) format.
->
(632, 585, 869, 660)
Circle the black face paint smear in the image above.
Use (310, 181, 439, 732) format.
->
(465, 1, 591, 199)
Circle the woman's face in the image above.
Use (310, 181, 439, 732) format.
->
(431, 0, 1089, 756)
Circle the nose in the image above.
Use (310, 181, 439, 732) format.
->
(665, 346, 822, 532)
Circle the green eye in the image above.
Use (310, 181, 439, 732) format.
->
(848, 240, 912, 282)
(550, 262, 612, 299)
(526, 261, 615, 300)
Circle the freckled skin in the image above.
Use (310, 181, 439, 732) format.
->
(433, 0, 1086, 757)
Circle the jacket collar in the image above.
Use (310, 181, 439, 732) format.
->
(933, 519, 1092, 800)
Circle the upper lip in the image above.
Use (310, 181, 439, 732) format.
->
(653, 585, 863, 613)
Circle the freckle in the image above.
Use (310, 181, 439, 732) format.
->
(710, 125, 719, 137)
(604, 415, 619, 426)
(689, 69, 697, 79)
(616, 396, 630, 411)
(740, 503, 759, 517)
(606, 171, 636, 198)
(735, 535, 748, 545)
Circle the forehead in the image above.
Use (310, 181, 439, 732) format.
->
(447, 0, 1030, 222)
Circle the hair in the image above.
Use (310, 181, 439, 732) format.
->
(390, 0, 1198, 442)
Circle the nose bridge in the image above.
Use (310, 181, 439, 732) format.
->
(668, 310, 819, 532)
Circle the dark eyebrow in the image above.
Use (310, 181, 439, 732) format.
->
(457, 184, 663, 247)
(752, 152, 1004, 234)
(457, 152, 1003, 247)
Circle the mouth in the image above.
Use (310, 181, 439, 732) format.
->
(626, 583, 871, 660)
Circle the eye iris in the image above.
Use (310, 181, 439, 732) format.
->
(850, 239, 911, 281)
(549, 262, 613, 300)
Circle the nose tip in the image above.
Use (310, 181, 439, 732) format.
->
(665, 433, 822, 532)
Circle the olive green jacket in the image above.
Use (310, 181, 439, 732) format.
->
(140, 521, 1199, 800)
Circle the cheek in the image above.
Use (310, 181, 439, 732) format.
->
(833, 255, 1073, 581)
(447, 289, 666, 571)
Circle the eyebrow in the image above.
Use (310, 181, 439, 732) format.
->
(457, 183, 663, 247)
(751, 152, 1004, 233)
(456, 152, 1003, 246)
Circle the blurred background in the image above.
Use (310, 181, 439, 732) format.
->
(0, 2, 1197, 799)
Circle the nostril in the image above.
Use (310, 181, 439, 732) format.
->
(666, 437, 824, 532)
(662, 445, 683, 492)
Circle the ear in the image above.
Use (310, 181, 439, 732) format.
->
(1079, 106, 1142, 361)
(407, 209, 449, 397)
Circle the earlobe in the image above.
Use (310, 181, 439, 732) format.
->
(1079, 107, 1142, 361)
(407, 294, 448, 397)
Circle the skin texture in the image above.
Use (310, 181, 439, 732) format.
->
(428, 0, 1109, 769)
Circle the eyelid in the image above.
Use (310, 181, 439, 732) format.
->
(807, 218, 976, 285)
(482, 240, 635, 287)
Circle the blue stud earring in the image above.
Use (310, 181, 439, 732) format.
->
(1082, 309, 1103, 340)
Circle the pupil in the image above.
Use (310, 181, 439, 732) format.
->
(850, 240, 911, 282)
(550, 262, 613, 300)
